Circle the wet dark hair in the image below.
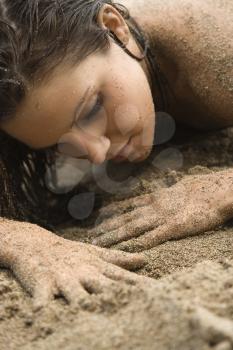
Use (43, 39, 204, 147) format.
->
(0, 0, 167, 226)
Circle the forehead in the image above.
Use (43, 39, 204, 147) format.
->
(30, 58, 96, 106)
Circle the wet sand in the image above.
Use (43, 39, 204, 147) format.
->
(0, 126, 233, 350)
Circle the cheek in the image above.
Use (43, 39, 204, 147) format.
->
(114, 103, 141, 135)
(102, 64, 154, 137)
(103, 85, 146, 137)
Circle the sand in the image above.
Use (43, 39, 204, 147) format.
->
(0, 126, 233, 350)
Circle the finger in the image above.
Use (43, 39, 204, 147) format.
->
(118, 210, 219, 252)
(95, 247, 147, 270)
(56, 274, 92, 306)
(117, 239, 150, 253)
(33, 278, 57, 311)
(92, 213, 156, 247)
(102, 264, 144, 285)
(121, 223, 182, 251)
(94, 211, 139, 236)
(128, 192, 159, 207)
(81, 274, 117, 294)
(98, 193, 156, 220)
(94, 204, 157, 236)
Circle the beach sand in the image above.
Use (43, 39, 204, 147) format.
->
(0, 126, 233, 350)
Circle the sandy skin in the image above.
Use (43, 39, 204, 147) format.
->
(0, 219, 146, 309)
(122, 0, 233, 129)
(92, 169, 233, 250)
(0, 0, 232, 307)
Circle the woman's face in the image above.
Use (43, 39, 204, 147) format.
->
(1, 45, 156, 164)
(1, 43, 156, 164)
(0, 7, 156, 164)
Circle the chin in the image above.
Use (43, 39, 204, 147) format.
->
(128, 151, 150, 163)
(131, 155, 148, 163)
(130, 143, 153, 162)
(112, 151, 150, 164)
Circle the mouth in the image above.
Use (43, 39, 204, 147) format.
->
(110, 138, 133, 162)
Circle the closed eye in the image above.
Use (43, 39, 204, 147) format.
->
(82, 93, 103, 123)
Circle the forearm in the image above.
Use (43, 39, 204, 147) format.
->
(0, 217, 53, 268)
(0, 218, 22, 267)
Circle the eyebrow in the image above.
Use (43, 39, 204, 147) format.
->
(37, 87, 91, 152)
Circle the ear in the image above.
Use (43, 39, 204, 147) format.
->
(97, 4, 130, 46)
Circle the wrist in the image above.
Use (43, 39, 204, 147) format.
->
(0, 218, 46, 268)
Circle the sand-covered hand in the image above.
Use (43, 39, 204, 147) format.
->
(0, 220, 146, 309)
(92, 170, 233, 251)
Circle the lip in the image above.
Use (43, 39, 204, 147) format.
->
(112, 154, 128, 162)
(111, 138, 132, 161)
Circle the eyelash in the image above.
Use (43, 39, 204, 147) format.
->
(83, 93, 103, 122)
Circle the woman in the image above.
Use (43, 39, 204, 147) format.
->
(0, 0, 232, 308)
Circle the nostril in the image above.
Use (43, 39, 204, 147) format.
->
(89, 136, 111, 165)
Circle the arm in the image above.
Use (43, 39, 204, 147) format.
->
(0, 218, 146, 309)
(92, 169, 233, 251)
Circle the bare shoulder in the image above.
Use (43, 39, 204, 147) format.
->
(122, 0, 233, 128)
(165, 0, 233, 128)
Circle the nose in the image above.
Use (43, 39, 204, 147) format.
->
(87, 135, 111, 164)
(57, 130, 111, 165)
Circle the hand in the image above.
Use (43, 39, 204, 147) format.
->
(92, 170, 233, 251)
(1, 221, 146, 310)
